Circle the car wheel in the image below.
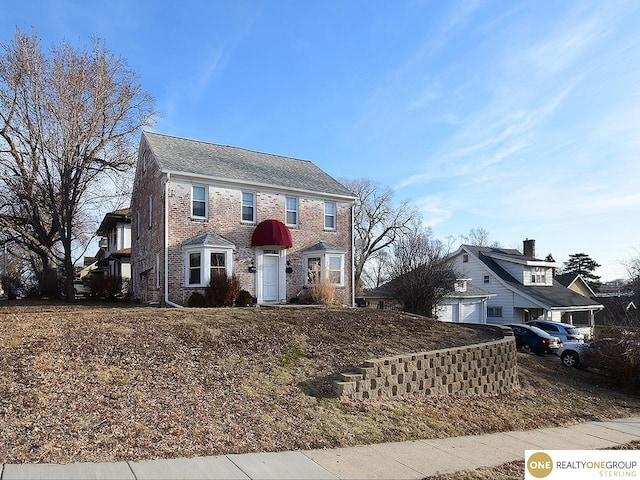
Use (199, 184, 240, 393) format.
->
(561, 351, 580, 368)
(521, 344, 533, 354)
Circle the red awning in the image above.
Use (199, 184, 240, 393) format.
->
(251, 219, 293, 248)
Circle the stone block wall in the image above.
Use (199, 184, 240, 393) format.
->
(333, 332, 518, 399)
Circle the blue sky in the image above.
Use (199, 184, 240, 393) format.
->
(3, 0, 639, 281)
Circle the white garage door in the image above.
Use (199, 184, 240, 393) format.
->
(461, 302, 481, 323)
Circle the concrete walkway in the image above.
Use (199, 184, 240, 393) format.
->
(1, 417, 639, 480)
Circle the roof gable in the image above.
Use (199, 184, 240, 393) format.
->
(143, 132, 356, 199)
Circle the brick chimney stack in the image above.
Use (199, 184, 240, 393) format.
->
(523, 239, 536, 258)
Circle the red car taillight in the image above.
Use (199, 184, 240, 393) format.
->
(542, 338, 550, 344)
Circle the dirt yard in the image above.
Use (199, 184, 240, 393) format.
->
(1, 303, 639, 465)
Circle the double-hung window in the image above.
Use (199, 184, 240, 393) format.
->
(192, 186, 207, 218)
(328, 256, 343, 284)
(307, 257, 321, 284)
(285, 196, 298, 226)
(242, 192, 255, 222)
(324, 201, 336, 230)
(210, 252, 225, 279)
(189, 253, 202, 285)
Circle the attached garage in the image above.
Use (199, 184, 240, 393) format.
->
(436, 280, 494, 324)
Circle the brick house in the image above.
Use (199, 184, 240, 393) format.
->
(130, 132, 356, 307)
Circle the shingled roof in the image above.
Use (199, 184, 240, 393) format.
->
(143, 132, 356, 199)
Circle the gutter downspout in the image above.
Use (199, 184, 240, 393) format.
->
(351, 202, 356, 307)
(164, 172, 183, 308)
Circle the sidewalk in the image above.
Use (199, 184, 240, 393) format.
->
(1, 417, 639, 480)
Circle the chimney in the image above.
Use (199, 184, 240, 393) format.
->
(523, 239, 536, 258)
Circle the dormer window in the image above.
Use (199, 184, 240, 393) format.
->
(531, 267, 546, 285)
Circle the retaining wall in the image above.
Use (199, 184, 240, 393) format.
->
(333, 329, 518, 399)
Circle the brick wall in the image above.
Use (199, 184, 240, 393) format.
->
(131, 137, 165, 304)
(333, 329, 518, 399)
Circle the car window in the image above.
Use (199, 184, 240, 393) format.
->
(528, 326, 553, 338)
(565, 327, 580, 335)
(544, 324, 559, 332)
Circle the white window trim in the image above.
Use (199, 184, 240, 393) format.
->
(191, 185, 208, 219)
(241, 191, 256, 223)
(304, 252, 345, 287)
(183, 246, 233, 287)
(285, 196, 298, 227)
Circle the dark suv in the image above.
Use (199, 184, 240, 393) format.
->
(505, 324, 562, 355)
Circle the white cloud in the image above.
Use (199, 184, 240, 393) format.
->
(414, 195, 452, 227)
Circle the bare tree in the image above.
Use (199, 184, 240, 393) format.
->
(387, 224, 456, 318)
(340, 178, 419, 294)
(0, 30, 156, 300)
(460, 227, 501, 247)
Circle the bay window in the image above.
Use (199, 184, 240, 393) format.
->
(304, 252, 345, 287)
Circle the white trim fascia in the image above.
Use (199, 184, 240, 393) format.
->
(483, 252, 559, 267)
(161, 169, 358, 202)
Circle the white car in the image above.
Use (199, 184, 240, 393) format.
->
(73, 279, 91, 298)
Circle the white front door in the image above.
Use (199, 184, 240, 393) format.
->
(263, 255, 279, 302)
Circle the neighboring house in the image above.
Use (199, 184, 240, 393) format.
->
(361, 278, 493, 323)
(450, 239, 604, 327)
(555, 273, 597, 298)
(131, 132, 356, 307)
(86, 208, 132, 293)
(594, 295, 638, 326)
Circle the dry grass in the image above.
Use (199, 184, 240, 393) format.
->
(1, 302, 639, 466)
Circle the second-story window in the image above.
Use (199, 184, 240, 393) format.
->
(242, 192, 255, 222)
(531, 267, 546, 284)
(192, 186, 207, 218)
(324, 201, 336, 230)
(285, 196, 298, 226)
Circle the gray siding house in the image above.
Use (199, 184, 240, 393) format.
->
(451, 239, 603, 326)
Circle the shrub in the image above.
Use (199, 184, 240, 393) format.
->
(90, 274, 118, 299)
(38, 270, 60, 298)
(236, 289, 253, 307)
(187, 292, 206, 307)
(588, 329, 640, 390)
(205, 274, 240, 307)
(300, 280, 336, 306)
